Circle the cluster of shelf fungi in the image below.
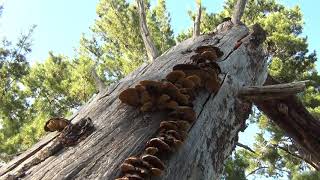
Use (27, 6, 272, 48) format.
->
(3, 44, 224, 179)
(116, 45, 224, 180)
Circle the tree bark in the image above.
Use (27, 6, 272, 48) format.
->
(0, 25, 268, 179)
(254, 75, 320, 170)
(231, 0, 247, 25)
(137, 0, 159, 62)
(239, 80, 307, 100)
(193, 0, 201, 38)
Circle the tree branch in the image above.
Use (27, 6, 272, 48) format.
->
(276, 145, 320, 170)
(246, 166, 291, 177)
(231, 0, 247, 25)
(246, 166, 268, 177)
(238, 81, 308, 100)
(255, 75, 320, 169)
(136, 0, 159, 62)
(193, 0, 202, 38)
(236, 142, 255, 154)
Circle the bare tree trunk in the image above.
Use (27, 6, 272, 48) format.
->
(193, 0, 202, 38)
(231, 0, 247, 25)
(137, 0, 159, 62)
(0, 24, 268, 180)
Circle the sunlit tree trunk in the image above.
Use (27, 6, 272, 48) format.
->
(137, 0, 159, 62)
(193, 0, 202, 38)
(0, 23, 270, 179)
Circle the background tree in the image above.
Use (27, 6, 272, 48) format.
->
(0, 0, 176, 163)
(0, 25, 35, 161)
(90, 0, 175, 79)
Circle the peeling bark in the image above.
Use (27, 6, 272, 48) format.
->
(0, 25, 268, 180)
(137, 0, 159, 62)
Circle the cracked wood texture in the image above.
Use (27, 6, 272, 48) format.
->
(0, 25, 267, 180)
(254, 75, 320, 170)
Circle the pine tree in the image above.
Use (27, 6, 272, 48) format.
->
(0, 26, 35, 160)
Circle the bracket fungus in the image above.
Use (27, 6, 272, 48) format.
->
(117, 45, 223, 179)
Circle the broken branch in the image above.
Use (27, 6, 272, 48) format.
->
(255, 75, 320, 168)
(236, 142, 255, 154)
(238, 81, 308, 100)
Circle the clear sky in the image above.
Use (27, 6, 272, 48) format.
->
(0, 0, 319, 64)
(0, 1, 318, 178)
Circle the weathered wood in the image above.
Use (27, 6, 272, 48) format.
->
(238, 81, 307, 100)
(0, 132, 59, 177)
(0, 25, 267, 179)
(137, 0, 159, 62)
(231, 0, 247, 25)
(254, 75, 320, 170)
(193, 0, 201, 38)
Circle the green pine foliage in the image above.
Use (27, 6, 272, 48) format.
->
(0, 0, 175, 162)
(0, 26, 35, 160)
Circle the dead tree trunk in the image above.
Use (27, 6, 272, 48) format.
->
(193, 0, 202, 38)
(231, 0, 247, 25)
(137, 0, 159, 62)
(0, 24, 268, 180)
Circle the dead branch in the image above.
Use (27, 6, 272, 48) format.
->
(246, 166, 268, 177)
(231, 0, 247, 25)
(136, 0, 159, 62)
(276, 145, 320, 170)
(193, 0, 202, 38)
(254, 75, 320, 167)
(236, 142, 255, 154)
(246, 166, 290, 177)
(238, 81, 307, 100)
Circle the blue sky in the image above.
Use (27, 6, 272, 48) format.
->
(0, 0, 319, 64)
(0, 0, 99, 62)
